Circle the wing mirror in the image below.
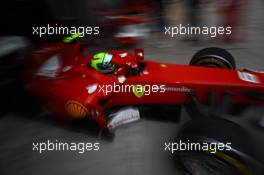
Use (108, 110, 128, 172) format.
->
(135, 49, 144, 61)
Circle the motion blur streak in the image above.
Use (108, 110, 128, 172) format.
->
(0, 0, 264, 175)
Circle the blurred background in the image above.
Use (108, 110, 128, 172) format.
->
(0, 0, 264, 174)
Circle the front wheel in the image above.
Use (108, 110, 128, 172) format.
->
(190, 47, 236, 69)
(175, 117, 261, 175)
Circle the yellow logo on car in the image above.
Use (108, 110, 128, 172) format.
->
(133, 85, 145, 98)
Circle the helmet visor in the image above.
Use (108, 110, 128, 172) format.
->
(104, 54, 113, 64)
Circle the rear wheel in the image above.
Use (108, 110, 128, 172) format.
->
(190, 47, 236, 69)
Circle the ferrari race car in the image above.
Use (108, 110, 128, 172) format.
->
(26, 43, 264, 131)
(25, 42, 264, 174)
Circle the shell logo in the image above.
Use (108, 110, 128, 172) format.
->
(65, 101, 88, 118)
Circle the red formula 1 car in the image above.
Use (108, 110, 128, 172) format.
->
(24, 42, 264, 174)
(25, 42, 264, 131)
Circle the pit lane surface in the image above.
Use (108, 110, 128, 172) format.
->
(0, 107, 263, 175)
(0, 113, 182, 175)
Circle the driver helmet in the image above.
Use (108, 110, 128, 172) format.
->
(91, 52, 115, 73)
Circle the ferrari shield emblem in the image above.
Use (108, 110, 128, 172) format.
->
(133, 85, 145, 98)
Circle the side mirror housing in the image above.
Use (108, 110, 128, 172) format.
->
(135, 49, 144, 61)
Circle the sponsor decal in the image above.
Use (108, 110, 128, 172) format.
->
(86, 84, 98, 94)
(164, 86, 192, 93)
(65, 100, 87, 118)
(238, 71, 260, 84)
(132, 84, 145, 98)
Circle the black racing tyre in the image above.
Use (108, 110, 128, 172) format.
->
(174, 117, 261, 175)
(190, 47, 236, 69)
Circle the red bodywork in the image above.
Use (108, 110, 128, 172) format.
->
(25, 43, 264, 131)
